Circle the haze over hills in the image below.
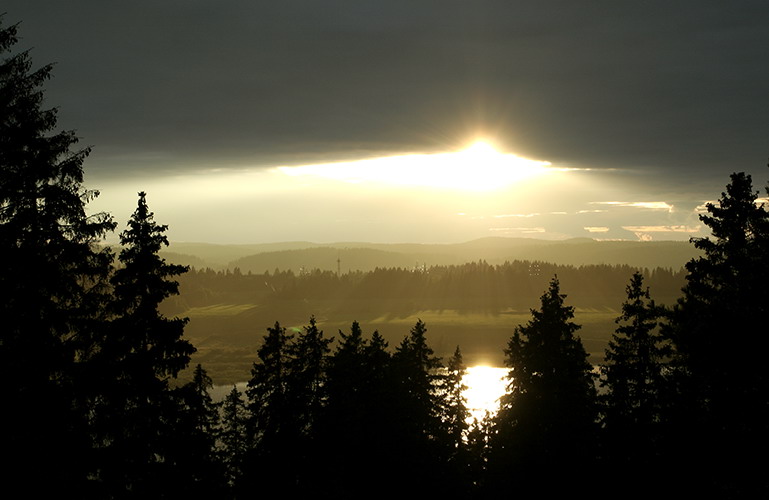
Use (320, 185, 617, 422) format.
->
(161, 237, 701, 273)
(158, 236, 701, 384)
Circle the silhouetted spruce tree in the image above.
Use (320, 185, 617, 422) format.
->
(488, 276, 597, 495)
(667, 171, 769, 495)
(0, 17, 115, 495)
(349, 327, 399, 494)
(390, 319, 450, 493)
(219, 385, 248, 488)
(392, 320, 444, 431)
(322, 321, 374, 488)
(321, 321, 371, 494)
(466, 413, 492, 493)
(600, 272, 670, 489)
(285, 316, 332, 491)
(366, 329, 392, 381)
(92, 192, 195, 496)
(326, 321, 458, 496)
(443, 346, 470, 448)
(326, 321, 368, 412)
(173, 364, 226, 496)
(442, 346, 472, 492)
(110, 192, 194, 373)
(240, 317, 331, 493)
(240, 321, 295, 494)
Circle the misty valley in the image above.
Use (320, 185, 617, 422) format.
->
(164, 252, 688, 385)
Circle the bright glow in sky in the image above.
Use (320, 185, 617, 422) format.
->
(276, 141, 554, 191)
(591, 201, 674, 211)
(10, 1, 769, 246)
(87, 140, 715, 244)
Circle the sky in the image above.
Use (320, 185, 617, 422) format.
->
(4, 1, 769, 244)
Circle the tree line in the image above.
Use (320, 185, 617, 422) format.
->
(3, 16, 769, 498)
(173, 258, 687, 314)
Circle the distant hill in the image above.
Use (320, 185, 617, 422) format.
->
(165, 241, 321, 266)
(230, 247, 449, 274)
(213, 237, 701, 273)
(157, 251, 214, 270)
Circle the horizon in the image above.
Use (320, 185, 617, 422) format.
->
(156, 235, 695, 247)
(149, 236, 702, 274)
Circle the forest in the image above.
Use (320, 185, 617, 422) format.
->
(174, 260, 688, 313)
(3, 16, 769, 498)
(169, 259, 688, 384)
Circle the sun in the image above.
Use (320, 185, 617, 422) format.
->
(276, 140, 553, 191)
(462, 140, 499, 156)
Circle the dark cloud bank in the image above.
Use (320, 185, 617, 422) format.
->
(4, 1, 769, 188)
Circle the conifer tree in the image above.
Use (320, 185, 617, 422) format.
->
(92, 192, 194, 496)
(0, 17, 115, 494)
(242, 317, 332, 493)
(219, 385, 248, 488)
(366, 329, 392, 378)
(668, 171, 769, 495)
(602, 272, 669, 431)
(323, 321, 369, 451)
(442, 346, 472, 493)
(673, 172, 769, 405)
(110, 192, 194, 376)
(443, 346, 470, 448)
(392, 320, 445, 438)
(600, 272, 670, 488)
(323, 322, 401, 495)
(240, 321, 295, 493)
(181, 364, 219, 435)
(285, 316, 332, 491)
(390, 319, 449, 492)
(489, 276, 597, 494)
(467, 414, 492, 486)
(326, 320, 367, 398)
(286, 316, 332, 440)
(397, 321, 443, 396)
(173, 364, 225, 496)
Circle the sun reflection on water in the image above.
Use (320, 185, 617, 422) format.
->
(462, 365, 509, 422)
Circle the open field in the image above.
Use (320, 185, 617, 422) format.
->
(179, 301, 619, 385)
(161, 239, 691, 384)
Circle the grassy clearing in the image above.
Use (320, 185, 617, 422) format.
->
(183, 303, 256, 318)
(180, 301, 620, 385)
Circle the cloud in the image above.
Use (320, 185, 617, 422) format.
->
(583, 226, 610, 233)
(489, 227, 546, 234)
(698, 197, 769, 213)
(622, 225, 701, 242)
(591, 201, 674, 211)
(5, 0, 769, 185)
(694, 201, 715, 213)
(493, 213, 540, 218)
(621, 225, 701, 233)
